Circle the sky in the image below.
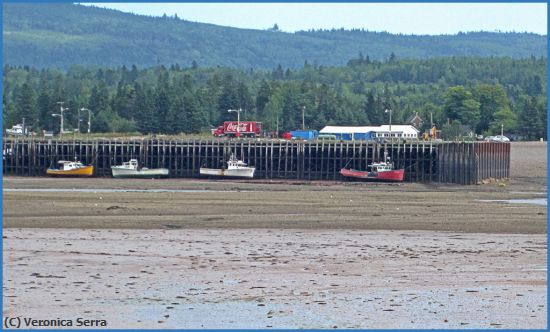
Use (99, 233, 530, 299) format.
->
(82, 3, 547, 35)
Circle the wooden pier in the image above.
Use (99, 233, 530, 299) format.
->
(2, 137, 510, 185)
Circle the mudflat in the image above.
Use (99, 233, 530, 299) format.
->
(2, 141, 547, 328)
(3, 228, 546, 329)
(3, 142, 547, 233)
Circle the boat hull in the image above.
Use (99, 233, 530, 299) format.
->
(46, 166, 94, 177)
(200, 167, 255, 178)
(111, 167, 169, 179)
(339, 168, 404, 182)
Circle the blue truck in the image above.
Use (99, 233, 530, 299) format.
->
(290, 130, 318, 140)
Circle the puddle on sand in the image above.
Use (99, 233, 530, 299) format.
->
(129, 301, 339, 329)
(478, 198, 547, 206)
(510, 192, 547, 196)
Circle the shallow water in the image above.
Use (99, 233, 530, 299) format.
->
(478, 198, 547, 206)
(2, 188, 249, 193)
(510, 192, 547, 196)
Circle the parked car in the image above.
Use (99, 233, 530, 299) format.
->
(485, 135, 510, 142)
(317, 134, 337, 141)
(281, 132, 292, 140)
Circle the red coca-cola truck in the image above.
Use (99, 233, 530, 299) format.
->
(212, 121, 263, 137)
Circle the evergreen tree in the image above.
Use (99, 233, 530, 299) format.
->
(263, 91, 283, 131)
(526, 75, 543, 95)
(135, 85, 156, 134)
(129, 65, 139, 82)
(218, 80, 240, 122)
(169, 94, 187, 133)
(370, 94, 387, 125)
(281, 84, 302, 130)
(154, 90, 170, 133)
(185, 90, 207, 133)
(112, 82, 135, 119)
(14, 82, 37, 126)
(88, 82, 111, 132)
(36, 91, 53, 131)
(516, 95, 543, 140)
(236, 82, 254, 119)
(256, 80, 271, 117)
(3, 92, 16, 131)
(363, 91, 376, 125)
(272, 64, 284, 80)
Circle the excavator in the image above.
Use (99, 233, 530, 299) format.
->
(422, 125, 437, 141)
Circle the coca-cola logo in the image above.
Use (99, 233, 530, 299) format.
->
(226, 123, 250, 132)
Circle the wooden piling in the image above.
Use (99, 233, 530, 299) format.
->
(2, 138, 510, 184)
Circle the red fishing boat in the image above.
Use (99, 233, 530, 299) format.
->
(340, 158, 404, 182)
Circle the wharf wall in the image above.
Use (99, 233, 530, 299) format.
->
(2, 138, 510, 185)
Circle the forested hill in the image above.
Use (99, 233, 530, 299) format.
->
(3, 3, 547, 70)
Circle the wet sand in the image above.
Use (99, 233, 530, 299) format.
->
(3, 229, 546, 329)
(2, 141, 547, 328)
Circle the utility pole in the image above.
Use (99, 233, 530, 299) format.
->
(385, 108, 392, 144)
(77, 108, 81, 134)
(81, 108, 91, 136)
(53, 102, 68, 138)
(501, 123, 504, 137)
(228, 108, 242, 137)
(302, 106, 305, 130)
(276, 114, 279, 137)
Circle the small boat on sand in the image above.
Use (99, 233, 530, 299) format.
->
(46, 160, 94, 177)
(111, 159, 169, 179)
(200, 154, 255, 178)
(340, 158, 404, 182)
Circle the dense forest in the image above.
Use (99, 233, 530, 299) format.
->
(3, 56, 547, 139)
(3, 3, 547, 69)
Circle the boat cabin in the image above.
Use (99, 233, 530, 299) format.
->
(227, 154, 248, 169)
(57, 160, 85, 170)
(368, 162, 393, 173)
(121, 159, 140, 170)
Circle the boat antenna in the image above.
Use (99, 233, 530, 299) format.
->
(343, 159, 353, 169)
(91, 151, 99, 167)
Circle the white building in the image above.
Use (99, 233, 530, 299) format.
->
(371, 125, 420, 139)
(319, 125, 419, 140)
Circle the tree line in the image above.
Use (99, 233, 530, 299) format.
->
(4, 4, 547, 70)
(2, 56, 547, 139)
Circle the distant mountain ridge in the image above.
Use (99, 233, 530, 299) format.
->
(3, 3, 547, 70)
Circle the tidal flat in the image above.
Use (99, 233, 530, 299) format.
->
(3, 141, 547, 328)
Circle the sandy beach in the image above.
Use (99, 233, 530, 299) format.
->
(2, 141, 547, 328)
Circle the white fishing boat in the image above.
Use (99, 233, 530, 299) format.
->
(200, 154, 255, 178)
(111, 159, 169, 179)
